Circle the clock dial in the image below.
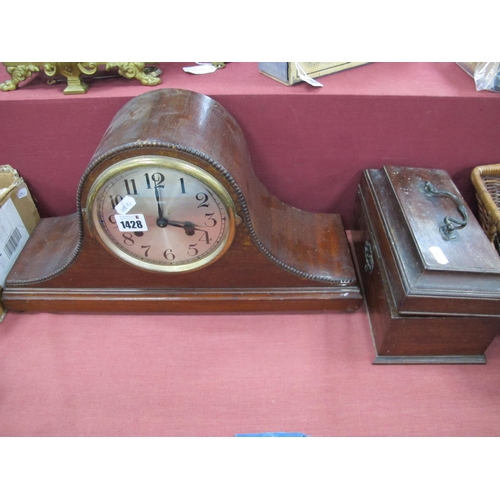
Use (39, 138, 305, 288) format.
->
(87, 156, 237, 272)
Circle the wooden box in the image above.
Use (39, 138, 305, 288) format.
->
(352, 166, 500, 364)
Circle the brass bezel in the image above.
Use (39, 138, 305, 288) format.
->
(86, 155, 237, 273)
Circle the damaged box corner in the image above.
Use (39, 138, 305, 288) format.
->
(0, 164, 40, 319)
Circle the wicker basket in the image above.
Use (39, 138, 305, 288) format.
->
(471, 163, 500, 253)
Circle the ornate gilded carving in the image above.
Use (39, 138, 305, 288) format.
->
(0, 64, 40, 91)
(77, 63, 99, 75)
(43, 62, 97, 94)
(1, 62, 161, 94)
(106, 63, 161, 86)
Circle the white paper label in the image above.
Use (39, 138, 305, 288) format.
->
(115, 195, 136, 215)
(295, 62, 324, 87)
(115, 214, 148, 232)
(429, 246, 449, 265)
(0, 198, 30, 287)
(183, 64, 217, 75)
(17, 187, 28, 199)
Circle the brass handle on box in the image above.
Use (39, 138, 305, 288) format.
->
(423, 181, 468, 240)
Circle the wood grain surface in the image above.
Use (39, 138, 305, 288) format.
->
(3, 89, 361, 313)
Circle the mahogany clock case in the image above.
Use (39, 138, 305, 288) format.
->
(353, 165, 500, 364)
(3, 88, 361, 314)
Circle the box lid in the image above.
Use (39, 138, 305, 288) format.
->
(361, 165, 500, 316)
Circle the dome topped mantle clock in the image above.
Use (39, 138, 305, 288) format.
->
(3, 89, 362, 313)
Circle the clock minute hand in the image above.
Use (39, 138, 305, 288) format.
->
(154, 184, 168, 228)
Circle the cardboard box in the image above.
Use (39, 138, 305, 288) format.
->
(0, 165, 40, 318)
(258, 62, 369, 86)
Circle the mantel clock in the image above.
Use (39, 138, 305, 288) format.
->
(3, 89, 361, 313)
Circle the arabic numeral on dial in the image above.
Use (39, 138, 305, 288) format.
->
(198, 230, 210, 244)
(196, 192, 209, 208)
(187, 244, 199, 256)
(179, 177, 186, 194)
(204, 213, 217, 227)
(122, 233, 134, 246)
(108, 214, 117, 226)
(163, 249, 175, 261)
(124, 179, 138, 195)
(109, 195, 123, 209)
(141, 245, 151, 257)
(144, 172, 165, 189)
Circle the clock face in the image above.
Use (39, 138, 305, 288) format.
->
(87, 155, 237, 272)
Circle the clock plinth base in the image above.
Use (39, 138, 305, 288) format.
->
(3, 214, 362, 314)
(2, 287, 362, 314)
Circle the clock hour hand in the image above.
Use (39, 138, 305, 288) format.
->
(154, 184, 168, 228)
(168, 221, 210, 243)
(166, 220, 197, 236)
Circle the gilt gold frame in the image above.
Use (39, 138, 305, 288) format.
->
(0, 62, 161, 94)
(86, 155, 238, 274)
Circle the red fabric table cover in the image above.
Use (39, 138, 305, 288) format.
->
(1, 307, 500, 437)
